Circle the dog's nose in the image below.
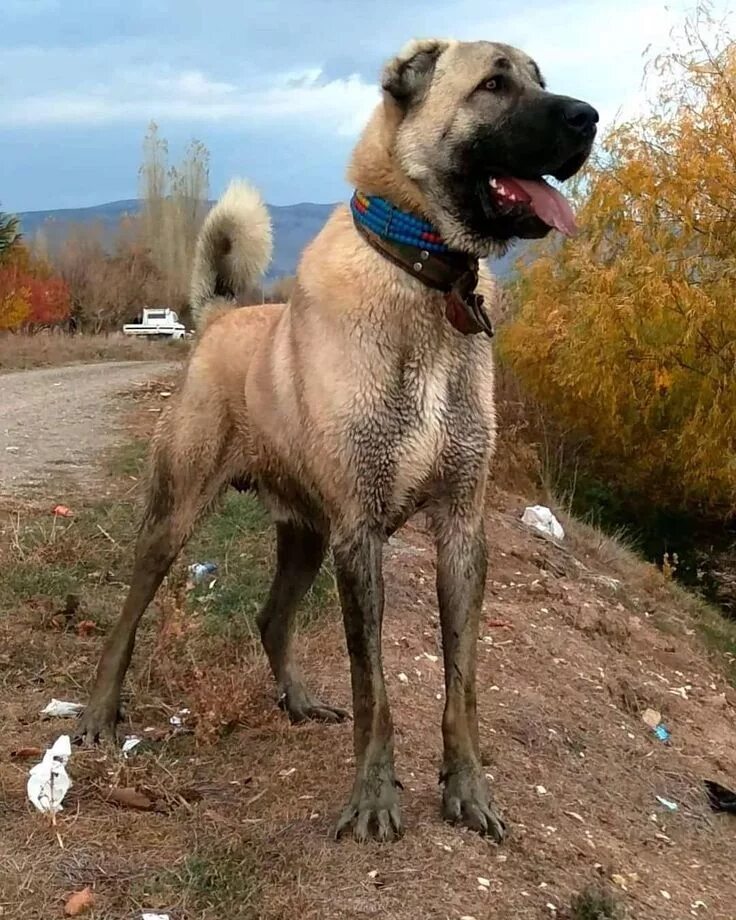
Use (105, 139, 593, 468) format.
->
(561, 99, 599, 135)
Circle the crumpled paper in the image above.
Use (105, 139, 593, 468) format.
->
(27, 734, 72, 814)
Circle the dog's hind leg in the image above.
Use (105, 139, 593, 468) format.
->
(258, 521, 349, 723)
(76, 435, 229, 744)
(333, 527, 402, 843)
(432, 507, 505, 842)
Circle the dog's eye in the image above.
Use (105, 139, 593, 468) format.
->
(482, 75, 505, 93)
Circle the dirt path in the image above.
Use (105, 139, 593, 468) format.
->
(0, 362, 177, 494)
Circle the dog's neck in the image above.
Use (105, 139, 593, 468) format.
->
(350, 191, 493, 338)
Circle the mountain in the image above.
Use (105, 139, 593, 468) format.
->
(17, 199, 530, 281)
(17, 199, 337, 282)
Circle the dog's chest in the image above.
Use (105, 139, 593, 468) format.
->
(347, 350, 455, 518)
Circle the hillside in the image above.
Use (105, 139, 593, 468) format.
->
(0, 367, 735, 919)
(17, 199, 528, 281)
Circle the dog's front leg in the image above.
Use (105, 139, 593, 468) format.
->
(333, 527, 402, 843)
(434, 513, 506, 841)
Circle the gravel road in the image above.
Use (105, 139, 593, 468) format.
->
(0, 361, 176, 494)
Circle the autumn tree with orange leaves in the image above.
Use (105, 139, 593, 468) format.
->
(499, 4, 736, 522)
(0, 238, 71, 331)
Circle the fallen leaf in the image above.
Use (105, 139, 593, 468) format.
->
(76, 620, 97, 637)
(106, 787, 154, 810)
(65, 887, 95, 916)
(52, 505, 74, 518)
(11, 746, 43, 761)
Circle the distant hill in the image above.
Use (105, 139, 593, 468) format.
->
(17, 199, 531, 281)
(17, 199, 337, 282)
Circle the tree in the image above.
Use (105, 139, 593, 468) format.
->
(0, 207, 20, 258)
(0, 242, 71, 330)
(0, 240, 71, 331)
(139, 122, 210, 312)
(499, 3, 736, 521)
(55, 220, 163, 333)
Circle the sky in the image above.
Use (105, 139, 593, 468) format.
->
(1, 0, 699, 212)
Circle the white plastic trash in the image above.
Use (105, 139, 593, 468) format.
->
(521, 505, 565, 541)
(122, 736, 143, 757)
(40, 699, 84, 719)
(27, 734, 72, 814)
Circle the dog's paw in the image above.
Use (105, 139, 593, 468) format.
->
(278, 682, 350, 725)
(335, 763, 403, 843)
(441, 764, 505, 842)
(73, 698, 120, 746)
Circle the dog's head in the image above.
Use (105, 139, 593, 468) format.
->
(350, 39, 598, 256)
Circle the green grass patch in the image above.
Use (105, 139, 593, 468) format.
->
(107, 437, 149, 478)
(0, 500, 140, 617)
(132, 839, 261, 918)
(185, 491, 337, 639)
(0, 456, 337, 640)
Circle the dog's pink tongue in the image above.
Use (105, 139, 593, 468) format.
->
(502, 177, 578, 236)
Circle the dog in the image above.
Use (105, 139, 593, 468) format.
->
(77, 38, 597, 843)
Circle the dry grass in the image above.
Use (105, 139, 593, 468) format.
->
(0, 331, 190, 373)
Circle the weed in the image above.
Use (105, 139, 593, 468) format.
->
(568, 885, 624, 920)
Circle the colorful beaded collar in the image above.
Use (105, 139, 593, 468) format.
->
(349, 190, 494, 338)
(350, 191, 450, 253)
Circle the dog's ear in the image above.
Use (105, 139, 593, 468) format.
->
(381, 39, 450, 107)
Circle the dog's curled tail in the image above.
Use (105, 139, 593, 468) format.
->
(190, 179, 273, 329)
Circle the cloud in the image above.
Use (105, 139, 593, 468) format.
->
(0, 63, 379, 135)
(1, 0, 723, 211)
(0, 0, 694, 140)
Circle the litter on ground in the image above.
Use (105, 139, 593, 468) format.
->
(122, 736, 143, 757)
(27, 735, 72, 814)
(521, 505, 565, 540)
(41, 699, 84, 719)
(188, 561, 218, 583)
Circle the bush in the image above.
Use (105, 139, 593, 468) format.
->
(500, 4, 736, 522)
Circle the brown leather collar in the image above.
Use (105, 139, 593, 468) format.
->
(353, 219, 494, 338)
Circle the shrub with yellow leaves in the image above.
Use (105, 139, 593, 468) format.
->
(500, 3, 736, 522)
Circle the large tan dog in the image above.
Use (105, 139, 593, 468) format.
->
(77, 38, 597, 843)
